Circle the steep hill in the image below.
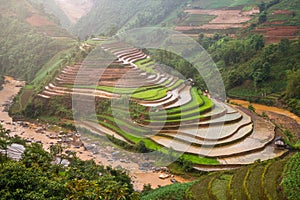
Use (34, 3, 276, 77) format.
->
(0, 0, 76, 81)
(28, 0, 72, 28)
(68, 0, 267, 38)
(70, 0, 188, 38)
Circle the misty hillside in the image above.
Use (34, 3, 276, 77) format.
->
(0, 0, 75, 81)
(48, 0, 269, 37)
(70, 0, 187, 38)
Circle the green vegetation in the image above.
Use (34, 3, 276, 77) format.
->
(141, 182, 194, 200)
(134, 58, 156, 74)
(153, 32, 300, 116)
(97, 115, 218, 165)
(28, 0, 72, 28)
(282, 153, 300, 200)
(144, 155, 299, 200)
(148, 88, 213, 122)
(190, 0, 268, 9)
(244, 164, 266, 199)
(2, 0, 300, 198)
(229, 166, 248, 199)
(266, 0, 300, 25)
(0, 125, 137, 199)
(285, 69, 300, 116)
(211, 174, 232, 200)
(188, 174, 217, 199)
(71, 0, 187, 38)
(0, 74, 3, 90)
(0, 0, 75, 82)
(263, 159, 286, 199)
(178, 14, 216, 26)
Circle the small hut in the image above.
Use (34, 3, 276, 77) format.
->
(184, 78, 195, 86)
(274, 136, 286, 149)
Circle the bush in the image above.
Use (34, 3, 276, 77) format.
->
(248, 103, 256, 113)
(141, 182, 194, 200)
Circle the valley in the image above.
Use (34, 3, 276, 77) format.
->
(0, 0, 299, 199)
(54, 0, 93, 24)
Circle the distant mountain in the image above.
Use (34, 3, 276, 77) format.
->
(28, 0, 72, 28)
(70, 0, 188, 38)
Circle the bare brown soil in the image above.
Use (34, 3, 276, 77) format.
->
(255, 25, 300, 44)
(267, 112, 300, 140)
(175, 7, 259, 33)
(175, 23, 248, 31)
(185, 9, 256, 24)
(272, 10, 294, 15)
(26, 14, 54, 27)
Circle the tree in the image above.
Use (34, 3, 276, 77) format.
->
(249, 34, 265, 51)
(142, 183, 152, 195)
(248, 103, 256, 113)
(286, 69, 300, 99)
(279, 38, 291, 56)
(252, 68, 263, 88)
(135, 141, 148, 153)
(258, 2, 266, 12)
(261, 62, 271, 80)
(258, 12, 267, 24)
(22, 143, 52, 169)
(0, 124, 11, 164)
(0, 161, 67, 199)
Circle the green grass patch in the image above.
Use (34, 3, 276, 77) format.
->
(133, 58, 155, 74)
(96, 116, 218, 165)
(263, 159, 286, 200)
(188, 174, 217, 200)
(190, 0, 266, 9)
(24, 85, 34, 90)
(211, 174, 233, 200)
(245, 164, 266, 200)
(69, 79, 184, 101)
(178, 14, 216, 26)
(228, 85, 261, 98)
(282, 153, 300, 200)
(32, 48, 76, 91)
(151, 88, 210, 116)
(132, 88, 167, 100)
(97, 115, 151, 135)
(141, 182, 194, 200)
(229, 166, 249, 200)
(144, 89, 213, 123)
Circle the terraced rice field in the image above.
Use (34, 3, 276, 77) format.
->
(188, 155, 291, 199)
(175, 7, 260, 35)
(38, 41, 286, 169)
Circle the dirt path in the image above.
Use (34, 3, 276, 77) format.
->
(229, 99, 300, 124)
(0, 76, 190, 191)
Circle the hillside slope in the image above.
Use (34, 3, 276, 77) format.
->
(0, 0, 76, 81)
(71, 0, 188, 38)
(28, 0, 72, 28)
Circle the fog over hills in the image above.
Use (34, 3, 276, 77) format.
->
(54, 0, 93, 24)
